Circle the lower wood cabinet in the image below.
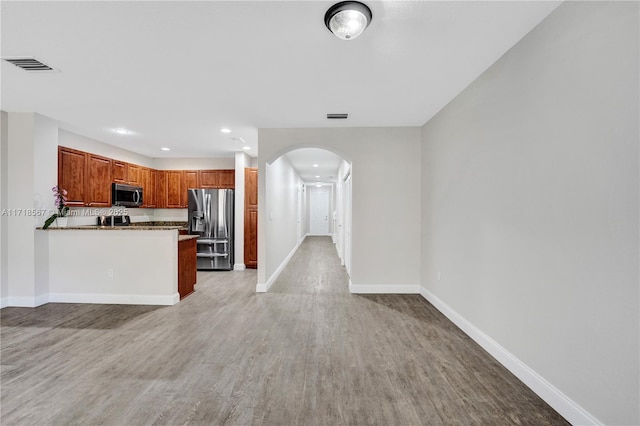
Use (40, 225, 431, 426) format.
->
(178, 237, 197, 299)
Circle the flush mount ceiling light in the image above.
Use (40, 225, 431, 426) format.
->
(221, 128, 231, 134)
(161, 147, 171, 151)
(324, 1, 372, 40)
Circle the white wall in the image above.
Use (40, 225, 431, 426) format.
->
(0, 111, 8, 307)
(4, 113, 59, 306)
(59, 129, 154, 168)
(233, 151, 251, 269)
(258, 154, 304, 289)
(334, 160, 351, 264)
(258, 127, 421, 293)
(420, 2, 638, 425)
(47, 229, 178, 305)
(153, 157, 234, 170)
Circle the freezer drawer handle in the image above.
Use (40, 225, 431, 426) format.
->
(197, 239, 228, 244)
(196, 253, 229, 258)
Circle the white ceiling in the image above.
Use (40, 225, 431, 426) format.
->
(285, 148, 344, 184)
(1, 1, 560, 181)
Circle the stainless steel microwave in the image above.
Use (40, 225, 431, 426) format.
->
(112, 183, 143, 207)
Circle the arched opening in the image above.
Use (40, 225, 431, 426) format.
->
(258, 146, 352, 292)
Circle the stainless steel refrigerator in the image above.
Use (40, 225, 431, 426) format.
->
(188, 189, 234, 270)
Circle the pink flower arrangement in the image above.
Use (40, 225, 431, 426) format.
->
(52, 185, 69, 217)
(43, 185, 70, 229)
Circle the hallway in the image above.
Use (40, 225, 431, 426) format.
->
(1, 237, 567, 425)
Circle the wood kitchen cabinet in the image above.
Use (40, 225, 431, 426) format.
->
(58, 146, 238, 210)
(126, 164, 142, 186)
(139, 167, 158, 208)
(86, 153, 112, 207)
(112, 161, 127, 183)
(156, 170, 167, 208)
(244, 167, 258, 269)
(181, 170, 199, 207)
(147, 169, 157, 208)
(58, 147, 87, 206)
(58, 146, 112, 207)
(165, 170, 183, 208)
(199, 170, 235, 189)
(178, 237, 197, 299)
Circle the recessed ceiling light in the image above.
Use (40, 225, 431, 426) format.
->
(315, 175, 320, 178)
(316, 183, 323, 188)
(221, 128, 231, 133)
(161, 147, 171, 151)
(113, 128, 133, 135)
(242, 146, 251, 150)
(313, 164, 320, 168)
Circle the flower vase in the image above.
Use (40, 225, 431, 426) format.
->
(56, 217, 68, 228)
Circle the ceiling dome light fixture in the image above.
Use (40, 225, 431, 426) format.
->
(325, 1, 372, 40)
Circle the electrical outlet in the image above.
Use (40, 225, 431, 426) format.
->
(107, 268, 114, 278)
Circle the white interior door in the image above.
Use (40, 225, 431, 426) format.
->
(309, 187, 330, 235)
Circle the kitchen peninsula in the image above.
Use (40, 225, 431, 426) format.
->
(38, 225, 198, 305)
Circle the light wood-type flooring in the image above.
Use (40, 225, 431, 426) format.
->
(1, 236, 568, 425)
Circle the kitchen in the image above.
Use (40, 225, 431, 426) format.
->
(7, 122, 258, 307)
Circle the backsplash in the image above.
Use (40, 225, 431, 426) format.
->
(63, 207, 186, 226)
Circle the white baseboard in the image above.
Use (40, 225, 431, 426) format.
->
(48, 292, 180, 306)
(5, 295, 49, 308)
(0, 297, 7, 309)
(419, 286, 601, 426)
(256, 236, 306, 293)
(234, 264, 246, 271)
(349, 280, 420, 294)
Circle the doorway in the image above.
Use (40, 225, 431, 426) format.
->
(309, 186, 330, 235)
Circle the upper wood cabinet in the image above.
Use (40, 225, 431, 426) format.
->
(112, 161, 127, 183)
(199, 170, 235, 189)
(127, 164, 142, 186)
(58, 146, 237, 210)
(58, 147, 112, 207)
(182, 171, 199, 208)
(165, 170, 183, 208)
(156, 170, 167, 209)
(86, 154, 112, 207)
(218, 170, 235, 189)
(58, 147, 87, 207)
(147, 169, 157, 208)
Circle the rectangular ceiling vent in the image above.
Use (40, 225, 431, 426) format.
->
(2, 57, 57, 72)
(327, 113, 349, 119)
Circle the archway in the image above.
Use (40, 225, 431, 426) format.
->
(257, 146, 352, 292)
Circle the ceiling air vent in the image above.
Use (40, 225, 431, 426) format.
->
(2, 57, 57, 72)
(327, 113, 349, 119)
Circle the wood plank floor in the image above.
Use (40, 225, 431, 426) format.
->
(1, 236, 568, 425)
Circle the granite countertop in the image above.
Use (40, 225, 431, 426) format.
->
(39, 221, 189, 231)
(178, 235, 199, 242)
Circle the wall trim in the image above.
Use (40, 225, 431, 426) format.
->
(48, 292, 180, 306)
(349, 280, 420, 294)
(256, 236, 305, 293)
(234, 264, 246, 271)
(0, 297, 8, 309)
(419, 286, 601, 426)
(6, 295, 49, 308)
